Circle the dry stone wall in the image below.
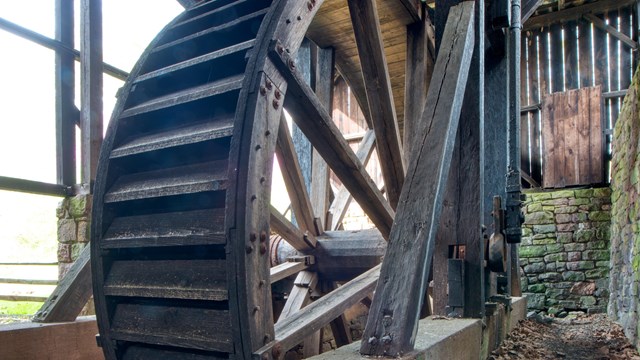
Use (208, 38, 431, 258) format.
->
(520, 188, 611, 317)
(609, 65, 640, 347)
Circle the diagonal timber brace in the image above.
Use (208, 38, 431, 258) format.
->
(359, 2, 476, 356)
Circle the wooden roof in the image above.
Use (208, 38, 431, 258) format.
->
(308, 0, 421, 134)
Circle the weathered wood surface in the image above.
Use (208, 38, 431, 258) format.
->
(254, 265, 380, 359)
(521, 0, 543, 23)
(270, 262, 308, 284)
(327, 130, 376, 230)
(404, 11, 436, 164)
(360, 3, 475, 355)
(270, 205, 315, 252)
(278, 271, 319, 322)
(349, 0, 405, 209)
(542, 86, 603, 188)
(270, 44, 394, 239)
(524, 0, 635, 30)
(33, 245, 91, 323)
(276, 115, 321, 239)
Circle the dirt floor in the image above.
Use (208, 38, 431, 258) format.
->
(491, 313, 640, 360)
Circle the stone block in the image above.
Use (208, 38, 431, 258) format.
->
(583, 250, 610, 261)
(531, 193, 552, 201)
(555, 214, 573, 224)
(57, 244, 72, 263)
(77, 220, 90, 243)
(566, 261, 595, 271)
(57, 219, 77, 243)
(534, 224, 556, 234)
(557, 232, 574, 243)
(544, 253, 566, 262)
(589, 211, 611, 222)
(69, 195, 91, 219)
(522, 227, 533, 236)
(572, 213, 588, 222)
(539, 272, 562, 281)
(546, 288, 567, 299)
(559, 300, 579, 310)
(557, 223, 577, 232)
(533, 238, 557, 245)
(595, 227, 610, 240)
(592, 187, 611, 198)
(56, 199, 68, 219)
(71, 243, 86, 261)
(580, 296, 597, 307)
(528, 203, 543, 213)
(527, 284, 546, 293)
(527, 276, 539, 284)
(525, 211, 554, 225)
(570, 281, 596, 295)
(552, 190, 575, 199)
(569, 198, 590, 206)
(545, 262, 557, 271)
(564, 243, 586, 252)
(595, 261, 610, 268)
(556, 206, 578, 214)
(546, 244, 563, 253)
(575, 189, 594, 198)
(586, 241, 607, 250)
(519, 245, 546, 258)
(574, 229, 595, 242)
(527, 294, 546, 310)
(585, 268, 609, 279)
(524, 262, 545, 274)
(562, 271, 586, 282)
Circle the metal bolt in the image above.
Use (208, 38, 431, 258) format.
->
(265, 130, 271, 136)
(260, 177, 266, 184)
(368, 336, 378, 345)
(259, 279, 266, 287)
(288, 59, 296, 69)
(255, 144, 261, 151)
(260, 243, 268, 255)
(307, 1, 313, 10)
(274, 90, 282, 100)
(253, 306, 261, 313)
(251, 195, 257, 201)
(277, 44, 284, 54)
(272, 99, 280, 109)
(250, 233, 257, 242)
(297, 16, 302, 21)
(246, 245, 253, 254)
(260, 86, 267, 96)
(260, 231, 268, 242)
(272, 343, 282, 359)
(266, 80, 273, 90)
(381, 335, 392, 344)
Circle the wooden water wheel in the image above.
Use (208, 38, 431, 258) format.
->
(90, 0, 460, 358)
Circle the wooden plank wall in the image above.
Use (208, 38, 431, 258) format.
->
(542, 86, 603, 188)
(521, 4, 636, 188)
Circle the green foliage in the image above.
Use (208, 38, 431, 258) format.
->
(0, 300, 43, 315)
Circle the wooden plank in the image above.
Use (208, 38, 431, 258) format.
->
(348, 0, 406, 209)
(577, 87, 591, 184)
(254, 265, 380, 359)
(564, 21, 579, 90)
(80, 0, 104, 185)
(269, 44, 395, 239)
(620, 7, 633, 91)
(327, 130, 376, 230)
(276, 115, 321, 239)
(554, 92, 567, 187)
(585, 13, 638, 50)
(578, 19, 594, 89)
(522, 0, 544, 23)
(592, 14, 609, 90)
(277, 271, 319, 322)
(55, 0, 76, 187)
(33, 245, 91, 323)
(270, 262, 307, 284)
(524, 0, 636, 31)
(587, 86, 604, 183)
(404, 12, 436, 164)
(0, 176, 67, 197)
(360, 3, 475, 355)
(269, 206, 315, 252)
(311, 46, 335, 230)
(564, 89, 579, 185)
(542, 94, 556, 188)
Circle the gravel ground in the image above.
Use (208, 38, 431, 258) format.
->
(491, 314, 640, 360)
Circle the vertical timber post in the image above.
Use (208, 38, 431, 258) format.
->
(55, 0, 76, 187)
(80, 0, 103, 188)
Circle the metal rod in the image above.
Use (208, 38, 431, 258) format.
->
(0, 176, 68, 197)
(0, 17, 128, 81)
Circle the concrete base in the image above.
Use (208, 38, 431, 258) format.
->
(0, 316, 103, 360)
(310, 296, 527, 360)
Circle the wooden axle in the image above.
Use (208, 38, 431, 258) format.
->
(270, 229, 386, 281)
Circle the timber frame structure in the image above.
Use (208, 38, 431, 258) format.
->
(1, 0, 633, 359)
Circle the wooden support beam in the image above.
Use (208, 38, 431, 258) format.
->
(33, 245, 92, 322)
(404, 10, 436, 164)
(311, 46, 335, 231)
(584, 13, 638, 50)
(270, 262, 308, 284)
(0, 17, 129, 80)
(397, 0, 423, 22)
(80, 0, 104, 187)
(278, 271, 319, 322)
(524, 0, 635, 30)
(348, 0, 405, 209)
(0, 176, 68, 197)
(521, 0, 543, 23)
(269, 43, 394, 239)
(254, 265, 380, 359)
(327, 130, 376, 230)
(521, 169, 541, 188)
(55, 0, 76, 187)
(269, 206, 315, 252)
(276, 115, 321, 238)
(360, 3, 475, 356)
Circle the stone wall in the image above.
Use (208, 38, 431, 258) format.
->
(520, 188, 611, 316)
(609, 65, 640, 347)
